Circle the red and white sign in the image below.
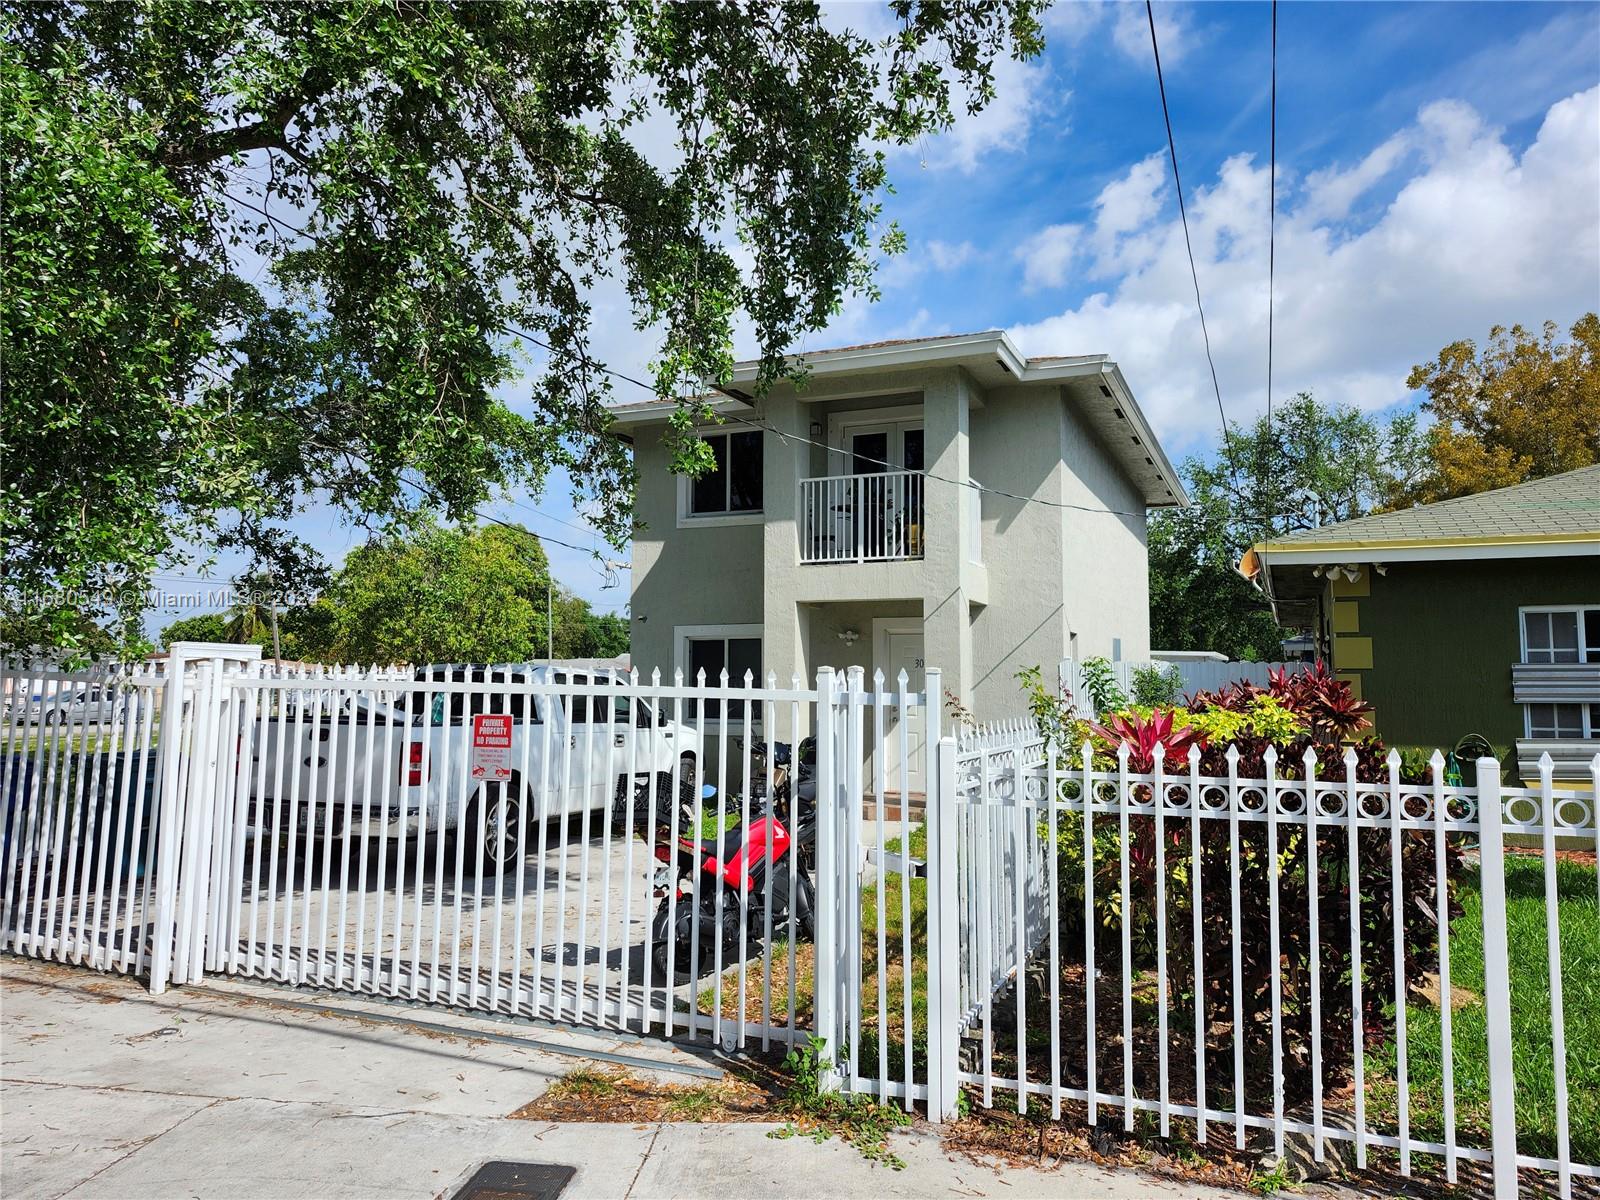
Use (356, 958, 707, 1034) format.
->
(470, 713, 514, 781)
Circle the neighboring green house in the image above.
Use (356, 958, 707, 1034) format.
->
(1243, 465, 1600, 781)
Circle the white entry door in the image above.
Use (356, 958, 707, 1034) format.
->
(872, 620, 926, 795)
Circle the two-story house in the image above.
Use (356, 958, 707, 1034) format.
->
(609, 331, 1186, 780)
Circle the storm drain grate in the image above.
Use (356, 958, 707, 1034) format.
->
(450, 1161, 576, 1200)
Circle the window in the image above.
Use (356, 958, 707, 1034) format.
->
(687, 430, 762, 517)
(682, 633, 761, 719)
(1526, 702, 1600, 740)
(1522, 607, 1600, 664)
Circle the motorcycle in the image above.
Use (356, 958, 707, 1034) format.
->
(612, 738, 818, 982)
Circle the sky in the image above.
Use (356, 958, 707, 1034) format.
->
(153, 0, 1600, 634)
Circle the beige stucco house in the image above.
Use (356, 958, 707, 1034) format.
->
(609, 331, 1186, 771)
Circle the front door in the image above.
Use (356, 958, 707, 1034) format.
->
(873, 622, 926, 795)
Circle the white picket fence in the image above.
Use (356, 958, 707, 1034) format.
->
(4, 656, 1597, 1197)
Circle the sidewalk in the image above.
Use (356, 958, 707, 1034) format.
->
(1, 958, 1234, 1199)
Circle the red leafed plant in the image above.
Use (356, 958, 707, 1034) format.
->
(1088, 709, 1198, 773)
(1269, 659, 1373, 742)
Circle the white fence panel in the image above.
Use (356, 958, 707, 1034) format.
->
(1, 661, 173, 975)
(947, 733, 1599, 1198)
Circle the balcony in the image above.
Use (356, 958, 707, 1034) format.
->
(799, 470, 926, 564)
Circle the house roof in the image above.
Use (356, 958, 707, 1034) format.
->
(1243, 465, 1600, 579)
(605, 330, 1187, 507)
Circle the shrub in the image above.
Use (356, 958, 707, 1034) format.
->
(1130, 663, 1184, 707)
(1077, 656, 1126, 716)
(1017, 664, 1461, 1105)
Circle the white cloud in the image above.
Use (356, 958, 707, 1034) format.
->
(927, 240, 978, 271)
(1016, 223, 1083, 291)
(1301, 132, 1412, 224)
(1009, 87, 1600, 456)
(911, 54, 1057, 174)
(1110, 1, 1198, 66)
(1015, 151, 1169, 290)
(1046, 2, 1202, 67)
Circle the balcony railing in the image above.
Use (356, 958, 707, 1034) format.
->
(799, 470, 925, 563)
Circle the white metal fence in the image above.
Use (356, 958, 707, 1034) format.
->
(6, 654, 1597, 1198)
(946, 728, 1600, 1198)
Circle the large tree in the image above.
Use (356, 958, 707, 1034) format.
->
(289, 520, 620, 666)
(1399, 314, 1600, 505)
(1151, 393, 1422, 658)
(1, 1, 1044, 656)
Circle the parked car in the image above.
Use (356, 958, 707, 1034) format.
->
(9, 686, 126, 728)
(246, 664, 700, 864)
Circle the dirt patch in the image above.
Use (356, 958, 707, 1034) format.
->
(941, 1103, 1260, 1194)
(1506, 845, 1597, 868)
(510, 1063, 786, 1124)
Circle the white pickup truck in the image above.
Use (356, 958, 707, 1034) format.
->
(245, 665, 699, 864)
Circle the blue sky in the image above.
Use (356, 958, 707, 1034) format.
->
(154, 0, 1600, 633)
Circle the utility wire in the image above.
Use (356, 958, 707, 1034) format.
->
(1267, 0, 1278, 434)
(1145, 0, 1231, 454)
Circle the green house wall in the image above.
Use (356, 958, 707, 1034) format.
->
(1337, 556, 1600, 754)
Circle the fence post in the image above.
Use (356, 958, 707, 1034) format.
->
(1475, 756, 1518, 1199)
(923, 671, 961, 1120)
(148, 652, 191, 995)
(812, 667, 840, 1089)
(170, 659, 220, 986)
(932, 742, 962, 1120)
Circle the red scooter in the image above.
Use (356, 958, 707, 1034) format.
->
(613, 740, 816, 981)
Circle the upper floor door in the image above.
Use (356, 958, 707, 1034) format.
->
(840, 422, 925, 560)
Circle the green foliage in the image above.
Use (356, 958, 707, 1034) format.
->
(1, 1, 1044, 655)
(158, 613, 230, 648)
(1077, 656, 1126, 717)
(772, 1036, 912, 1169)
(1401, 314, 1600, 505)
(291, 520, 621, 665)
(1129, 663, 1183, 707)
(1152, 392, 1425, 660)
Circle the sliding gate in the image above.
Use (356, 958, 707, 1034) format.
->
(1, 652, 943, 1068)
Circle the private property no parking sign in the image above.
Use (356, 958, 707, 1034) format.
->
(470, 713, 513, 781)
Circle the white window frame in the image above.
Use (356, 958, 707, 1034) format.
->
(673, 623, 764, 685)
(676, 424, 764, 528)
(826, 403, 925, 476)
(674, 623, 764, 722)
(1518, 604, 1599, 665)
(1523, 701, 1597, 741)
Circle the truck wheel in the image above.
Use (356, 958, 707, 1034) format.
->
(467, 780, 523, 869)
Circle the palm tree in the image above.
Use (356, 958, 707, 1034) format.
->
(224, 571, 282, 665)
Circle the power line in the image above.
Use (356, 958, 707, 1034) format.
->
(1267, 0, 1278, 433)
(1145, 0, 1231, 451)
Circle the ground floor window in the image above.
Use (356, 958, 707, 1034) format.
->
(1525, 702, 1599, 740)
(678, 627, 762, 719)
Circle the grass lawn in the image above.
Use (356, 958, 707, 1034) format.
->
(1370, 855, 1599, 1165)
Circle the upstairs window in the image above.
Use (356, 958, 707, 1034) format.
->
(688, 430, 762, 517)
(1522, 607, 1600, 664)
